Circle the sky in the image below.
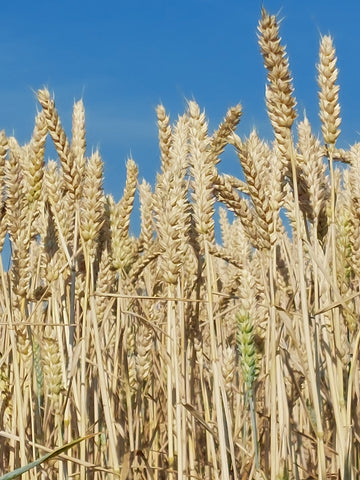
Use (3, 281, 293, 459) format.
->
(1, 0, 360, 204)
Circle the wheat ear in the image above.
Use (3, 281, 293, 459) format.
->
(214, 173, 268, 250)
(211, 104, 242, 160)
(109, 158, 138, 273)
(71, 98, 86, 172)
(154, 113, 190, 285)
(189, 101, 215, 249)
(297, 114, 330, 236)
(258, 8, 296, 164)
(138, 179, 154, 253)
(80, 151, 104, 258)
(38, 88, 80, 199)
(318, 35, 341, 149)
(157, 104, 172, 172)
(26, 111, 47, 204)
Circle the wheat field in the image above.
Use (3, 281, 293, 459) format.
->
(0, 8, 359, 480)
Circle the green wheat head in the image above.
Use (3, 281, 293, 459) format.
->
(236, 308, 259, 392)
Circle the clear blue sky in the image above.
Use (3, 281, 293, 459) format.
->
(2, 0, 360, 199)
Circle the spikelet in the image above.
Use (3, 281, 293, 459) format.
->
(258, 8, 296, 163)
(317, 35, 341, 148)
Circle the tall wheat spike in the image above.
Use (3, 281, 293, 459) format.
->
(258, 7, 296, 166)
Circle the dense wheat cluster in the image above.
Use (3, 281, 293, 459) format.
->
(1, 8, 360, 480)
